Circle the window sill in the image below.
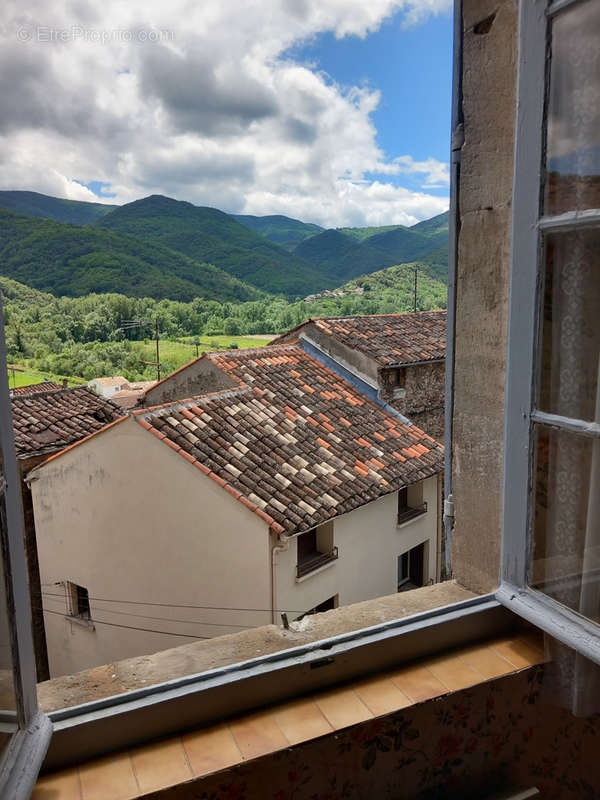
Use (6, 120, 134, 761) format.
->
(34, 630, 544, 797)
(41, 588, 511, 771)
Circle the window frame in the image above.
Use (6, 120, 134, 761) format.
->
(497, 0, 600, 666)
(0, 302, 52, 798)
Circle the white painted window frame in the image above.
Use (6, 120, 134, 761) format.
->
(497, 0, 600, 666)
(0, 303, 52, 799)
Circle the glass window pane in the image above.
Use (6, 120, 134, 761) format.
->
(531, 425, 600, 624)
(538, 228, 600, 422)
(544, 0, 600, 215)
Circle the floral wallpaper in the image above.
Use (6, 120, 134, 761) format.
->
(150, 667, 598, 800)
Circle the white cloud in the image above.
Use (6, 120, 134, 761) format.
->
(0, 0, 451, 226)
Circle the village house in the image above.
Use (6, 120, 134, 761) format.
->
(87, 375, 129, 398)
(271, 312, 446, 440)
(28, 344, 443, 677)
(11, 386, 123, 680)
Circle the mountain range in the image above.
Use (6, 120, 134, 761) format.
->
(0, 190, 448, 302)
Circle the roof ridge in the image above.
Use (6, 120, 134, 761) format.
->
(134, 386, 251, 417)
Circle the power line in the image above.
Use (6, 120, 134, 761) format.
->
(40, 597, 260, 629)
(41, 589, 303, 614)
(41, 606, 210, 639)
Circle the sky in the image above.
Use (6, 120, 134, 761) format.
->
(1, 0, 453, 228)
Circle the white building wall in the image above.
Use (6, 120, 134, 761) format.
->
(274, 475, 439, 619)
(30, 418, 271, 678)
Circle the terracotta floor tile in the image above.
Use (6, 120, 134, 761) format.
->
(79, 752, 138, 800)
(456, 644, 517, 680)
(229, 709, 288, 760)
(130, 737, 192, 794)
(353, 675, 413, 716)
(489, 636, 545, 670)
(32, 768, 82, 800)
(426, 653, 484, 691)
(389, 663, 449, 703)
(183, 723, 243, 777)
(314, 686, 373, 730)
(271, 697, 333, 745)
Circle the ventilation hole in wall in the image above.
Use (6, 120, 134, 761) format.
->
(473, 12, 496, 35)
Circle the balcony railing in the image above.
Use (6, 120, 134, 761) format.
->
(296, 546, 339, 579)
(397, 501, 428, 526)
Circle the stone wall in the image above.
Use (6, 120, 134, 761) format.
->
(142, 356, 236, 407)
(450, 0, 518, 593)
(380, 362, 445, 441)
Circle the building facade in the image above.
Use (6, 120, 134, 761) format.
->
(30, 345, 443, 677)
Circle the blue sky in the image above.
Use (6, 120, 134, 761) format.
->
(3, 1, 453, 227)
(289, 10, 453, 197)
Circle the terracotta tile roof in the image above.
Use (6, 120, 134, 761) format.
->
(12, 386, 123, 459)
(137, 345, 443, 536)
(10, 382, 62, 396)
(272, 311, 447, 367)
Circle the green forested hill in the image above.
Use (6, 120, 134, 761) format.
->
(0, 208, 261, 302)
(293, 212, 449, 285)
(0, 190, 117, 224)
(336, 224, 403, 242)
(95, 195, 330, 296)
(232, 214, 323, 249)
(294, 229, 386, 282)
(409, 211, 449, 236)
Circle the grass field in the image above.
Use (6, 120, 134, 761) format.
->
(132, 335, 269, 373)
(7, 366, 84, 390)
(7, 335, 270, 390)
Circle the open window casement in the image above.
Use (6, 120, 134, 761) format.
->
(498, 0, 600, 678)
(0, 300, 52, 798)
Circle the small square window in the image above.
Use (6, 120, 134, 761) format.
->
(66, 581, 91, 620)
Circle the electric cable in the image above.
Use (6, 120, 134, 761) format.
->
(41, 589, 303, 614)
(39, 597, 261, 629)
(40, 606, 211, 639)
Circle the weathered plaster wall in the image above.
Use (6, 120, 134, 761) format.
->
(19, 454, 50, 682)
(142, 357, 237, 407)
(275, 476, 439, 619)
(30, 419, 271, 677)
(380, 362, 445, 440)
(451, 0, 518, 593)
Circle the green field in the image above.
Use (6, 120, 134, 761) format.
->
(7, 365, 84, 390)
(7, 335, 270, 389)
(130, 336, 269, 378)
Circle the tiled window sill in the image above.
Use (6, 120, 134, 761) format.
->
(33, 631, 544, 800)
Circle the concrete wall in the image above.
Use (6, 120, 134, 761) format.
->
(30, 418, 271, 677)
(380, 362, 445, 441)
(450, 0, 518, 593)
(275, 476, 439, 618)
(143, 358, 237, 407)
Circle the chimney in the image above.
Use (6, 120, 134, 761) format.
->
(62, 379, 68, 388)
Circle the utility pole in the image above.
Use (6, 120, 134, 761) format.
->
(414, 268, 418, 313)
(194, 339, 200, 358)
(117, 319, 162, 382)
